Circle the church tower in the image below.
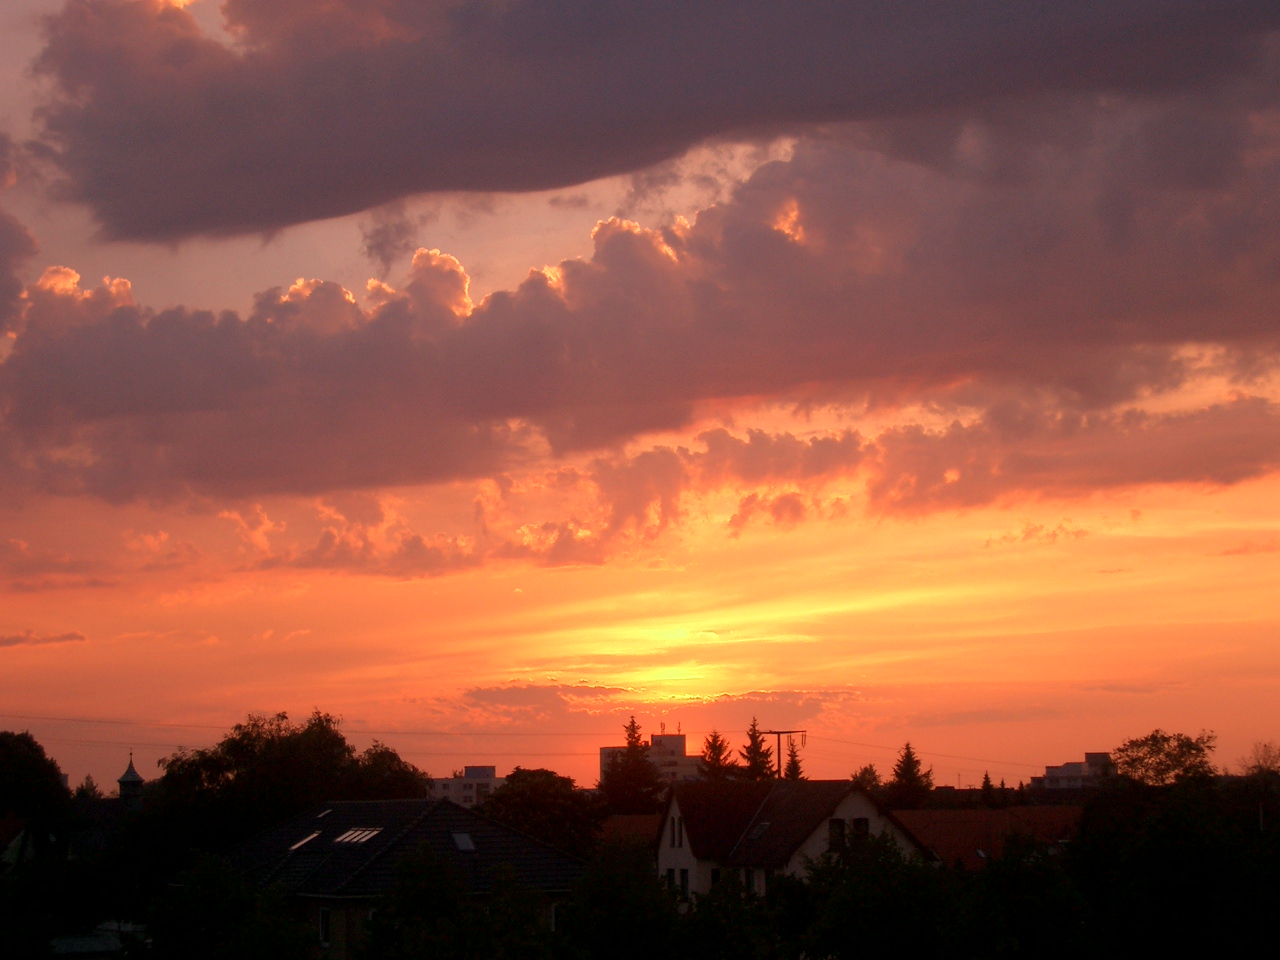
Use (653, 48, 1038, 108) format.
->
(118, 752, 145, 803)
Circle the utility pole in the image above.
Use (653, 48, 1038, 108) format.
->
(761, 729, 807, 778)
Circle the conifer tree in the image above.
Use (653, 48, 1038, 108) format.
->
(851, 764, 881, 791)
(698, 730, 739, 780)
(885, 742, 933, 809)
(739, 717, 775, 781)
(600, 716, 663, 813)
(784, 738, 805, 780)
(981, 771, 996, 807)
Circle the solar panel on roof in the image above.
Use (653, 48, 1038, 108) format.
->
(748, 821, 770, 840)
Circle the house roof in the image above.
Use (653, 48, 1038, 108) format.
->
(891, 806, 1083, 871)
(598, 813, 663, 846)
(668, 780, 774, 862)
(231, 799, 583, 899)
(668, 780, 920, 870)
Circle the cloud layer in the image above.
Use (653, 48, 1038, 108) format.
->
(30, 0, 1280, 238)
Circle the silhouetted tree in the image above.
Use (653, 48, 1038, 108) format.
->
(784, 739, 805, 780)
(73, 774, 103, 802)
(981, 771, 996, 807)
(599, 717, 663, 814)
(1112, 729, 1216, 785)
(560, 839, 678, 960)
(1238, 740, 1280, 776)
(480, 766, 603, 857)
(698, 730, 739, 780)
(365, 848, 552, 960)
(884, 743, 932, 809)
(851, 764, 881, 791)
(143, 855, 311, 960)
(0, 730, 70, 824)
(132, 710, 429, 889)
(739, 718, 775, 781)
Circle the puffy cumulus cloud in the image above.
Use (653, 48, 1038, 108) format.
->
(5, 71, 1280, 523)
(29, 0, 1280, 238)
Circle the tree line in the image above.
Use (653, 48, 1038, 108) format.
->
(2, 715, 1278, 957)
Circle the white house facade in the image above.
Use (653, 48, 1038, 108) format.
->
(655, 780, 927, 898)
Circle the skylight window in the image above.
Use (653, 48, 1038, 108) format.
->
(334, 828, 383, 843)
(452, 832, 476, 851)
(316, 809, 332, 819)
(290, 831, 320, 850)
(747, 821, 770, 840)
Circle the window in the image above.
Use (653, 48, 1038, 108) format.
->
(745, 868, 755, 893)
(452, 832, 476, 851)
(679, 868, 689, 896)
(290, 831, 321, 851)
(851, 817, 870, 840)
(319, 908, 331, 946)
(828, 818, 846, 846)
(316, 809, 332, 819)
(710, 868, 721, 886)
(670, 816, 677, 847)
(747, 821, 770, 840)
(666, 868, 676, 890)
(334, 828, 383, 843)
(677, 817, 684, 848)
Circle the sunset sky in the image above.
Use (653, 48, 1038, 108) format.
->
(1, 1, 1278, 792)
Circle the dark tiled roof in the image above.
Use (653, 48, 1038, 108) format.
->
(598, 813, 662, 846)
(231, 799, 582, 899)
(728, 780, 862, 869)
(892, 806, 1082, 871)
(668, 780, 774, 862)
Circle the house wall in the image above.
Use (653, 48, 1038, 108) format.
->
(301, 899, 371, 960)
(783, 791, 918, 878)
(654, 798, 707, 896)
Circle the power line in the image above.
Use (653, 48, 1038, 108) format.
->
(4, 712, 1046, 771)
(807, 735, 1042, 770)
(0, 712, 618, 739)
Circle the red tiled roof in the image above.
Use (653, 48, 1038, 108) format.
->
(892, 806, 1082, 871)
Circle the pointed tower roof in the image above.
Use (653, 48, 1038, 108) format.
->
(119, 752, 144, 785)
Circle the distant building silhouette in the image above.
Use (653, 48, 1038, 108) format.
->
(427, 765, 504, 807)
(600, 732, 700, 784)
(1030, 752, 1112, 790)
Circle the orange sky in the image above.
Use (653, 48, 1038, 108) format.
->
(2, 1, 1279, 794)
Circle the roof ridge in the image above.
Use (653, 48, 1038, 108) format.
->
(332, 802, 439, 894)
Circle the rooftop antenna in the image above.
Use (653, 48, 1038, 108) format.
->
(761, 729, 807, 778)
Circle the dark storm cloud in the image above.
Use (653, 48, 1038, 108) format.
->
(4, 66, 1280, 508)
(30, 0, 1280, 239)
(0, 134, 38, 334)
